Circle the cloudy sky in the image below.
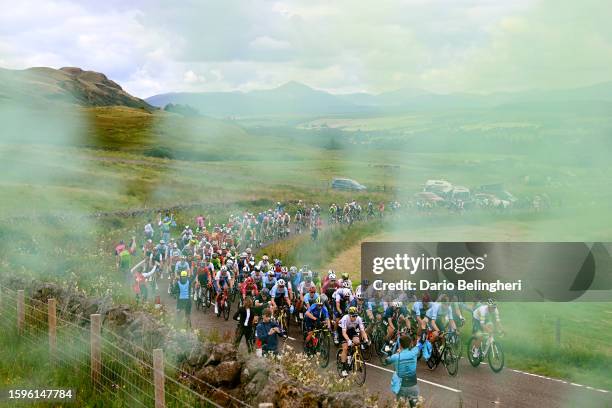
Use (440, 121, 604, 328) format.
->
(1, 0, 611, 97)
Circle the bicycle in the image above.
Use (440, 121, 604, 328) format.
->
(336, 341, 367, 385)
(275, 305, 290, 337)
(304, 325, 332, 368)
(425, 330, 459, 376)
(467, 330, 504, 373)
(216, 287, 231, 321)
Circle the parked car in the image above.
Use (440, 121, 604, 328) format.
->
(424, 179, 453, 198)
(331, 178, 367, 191)
(450, 186, 471, 201)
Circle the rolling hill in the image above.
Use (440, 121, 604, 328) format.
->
(0, 66, 153, 110)
(147, 81, 612, 117)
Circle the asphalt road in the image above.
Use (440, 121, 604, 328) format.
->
(158, 277, 611, 408)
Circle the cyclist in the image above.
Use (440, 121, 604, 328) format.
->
(262, 270, 277, 291)
(338, 306, 369, 377)
(174, 270, 192, 327)
(194, 256, 213, 305)
(424, 294, 456, 343)
(332, 281, 353, 344)
(254, 288, 272, 323)
(383, 301, 410, 348)
(270, 279, 293, 319)
(471, 298, 504, 359)
(174, 255, 191, 279)
(240, 276, 259, 300)
(214, 265, 233, 315)
(304, 294, 331, 343)
(303, 285, 320, 308)
(412, 293, 431, 341)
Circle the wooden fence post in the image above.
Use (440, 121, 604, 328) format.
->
(48, 298, 57, 361)
(153, 348, 165, 408)
(90, 314, 101, 386)
(17, 290, 24, 334)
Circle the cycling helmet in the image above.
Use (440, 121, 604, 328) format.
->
(281, 266, 288, 273)
(240, 252, 247, 258)
(180, 255, 186, 260)
(487, 298, 497, 307)
(289, 266, 298, 274)
(304, 274, 312, 282)
(274, 259, 282, 266)
(277, 279, 286, 286)
(261, 288, 269, 296)
(319, 294, 328, 304)
(361, 279, 370, 286)
(308, 285, 316, 293)
(267, 270, 275, 277)
(341, 272, 349, 280)
(262, 255, 269, 261)
(221, 266, 228, 272)
(246, 248, 252, 254)
(253, 265, 260, 271)
(355, 292, 363, 300)
(180, 271, 188, 277)
(329, 273, 337, 280)
(253, 274, 262, 281)
(342, 281, 351, 289)
(348, 306, 358, 316)
(392, 301, 402, 308)
(245, 277, 254, 285)
(226, 259, 234, 267)
(328, 269, 335, 276)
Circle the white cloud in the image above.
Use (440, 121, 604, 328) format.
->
(1, 0, 610, 96)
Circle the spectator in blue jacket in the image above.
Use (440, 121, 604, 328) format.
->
(255, 309, 281, 355)
(383, 335, 420, 403)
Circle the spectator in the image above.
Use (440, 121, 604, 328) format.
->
(255, 308, 281, 355)
(383, 334, 421, 404)
(233, 297, 256, 353)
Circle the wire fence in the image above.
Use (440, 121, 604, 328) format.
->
(0, 284, 252, 408)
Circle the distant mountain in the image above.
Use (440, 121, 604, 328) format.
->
(146, 81, 366, 117)
(0, 66, 153, 110)
(147, 80, 612, 117)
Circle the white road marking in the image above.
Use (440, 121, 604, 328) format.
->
(362, 363, 462, 393)
(511, 370, 609, 393)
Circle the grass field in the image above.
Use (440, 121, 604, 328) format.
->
(2, 101, 612, 394)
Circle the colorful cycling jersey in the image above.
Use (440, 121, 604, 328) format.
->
(473, 305, 500, 324)
(215, 271, 232, 284)
(425, 302, 453, 321)
(270, 284, 288, 298)
(412, 301, 430, 318)
(262, 275, 277, 290)
(333, 288, 353, 303)
(298, 281, 316, 295)
(306, 304, 329, 321)
(175, 261, 190, 273)
(303, 292, 320, 305)
(383, 306, 409, 322)
(155, 244, 167, 259)
(338, 314, 365, 331)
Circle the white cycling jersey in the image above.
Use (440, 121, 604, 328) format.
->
(333, 288, 353, 303)
(339, 314, 365, 332)
(215, 271, 233, 281)
(473, 305, 500, 324)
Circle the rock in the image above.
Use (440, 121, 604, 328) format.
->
(187, 342, 212, 368)
(241, 356, 270, 383)
(206, 342, 237, 365)
(195, 366, 219, 387)
(216, 361, 242, 386)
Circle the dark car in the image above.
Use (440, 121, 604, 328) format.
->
(331, 178, 367, 191)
